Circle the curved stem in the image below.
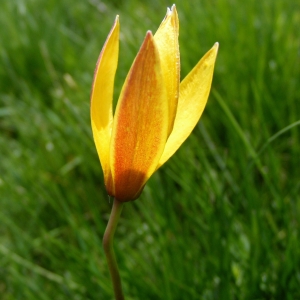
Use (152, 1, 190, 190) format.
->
(103, 198, 125, 300)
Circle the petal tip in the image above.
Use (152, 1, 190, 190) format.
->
(114, 15, 120, 25)
(165, 4, 177, 18)
(146, 30, 153, 38)
(213, 42, 219, 51)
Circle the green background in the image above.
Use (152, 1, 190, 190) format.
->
(1, 0, 299, 299)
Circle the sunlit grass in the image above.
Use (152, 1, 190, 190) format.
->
(0, 0, 299, 299)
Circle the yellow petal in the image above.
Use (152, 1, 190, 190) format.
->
(90, 16, 119, 187)
(110, 32, 168, 202)
(154, 5, 180, 135)
(157, 43, 219, 168)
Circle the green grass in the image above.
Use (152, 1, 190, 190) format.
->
(1, 0, 299, 299)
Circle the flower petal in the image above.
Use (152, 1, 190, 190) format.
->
(110, 31, 168, 202)
(157, 43, 219, 168)
(90, 16, 119, 186)
(154, 5, 180, 135)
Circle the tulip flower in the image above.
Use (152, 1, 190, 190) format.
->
(91, 7, 218, 299)
(91, 5, 218, 203)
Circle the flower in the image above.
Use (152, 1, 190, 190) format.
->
(90, 5, 218, 202)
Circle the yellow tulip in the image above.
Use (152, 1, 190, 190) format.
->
(91, 5, 218, 202)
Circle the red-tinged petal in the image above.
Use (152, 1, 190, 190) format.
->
(90, 16, 119, 189)
(154, 5, 180, 135)
(109, 31, 168, 202)
(157, 43, 219, 168)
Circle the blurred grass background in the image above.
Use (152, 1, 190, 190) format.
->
(0, 0, 299, 299)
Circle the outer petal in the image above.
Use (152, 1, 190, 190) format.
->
(90, 16, 119, 187)
(154, 5, 180, 135)
(157, 43, 219, 168)
(110, 32, 168, 202)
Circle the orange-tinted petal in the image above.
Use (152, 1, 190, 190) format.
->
(110, 32, 168, 202)
(157, 43, 219, 168)
(154, 5, 180, 135)
(90, 16, 119, 187)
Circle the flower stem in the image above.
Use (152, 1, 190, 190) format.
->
(103, 198, 125, 300)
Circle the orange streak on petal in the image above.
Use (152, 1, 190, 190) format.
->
(90, 16, 119, 190)
(110, 32, 168, 202)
